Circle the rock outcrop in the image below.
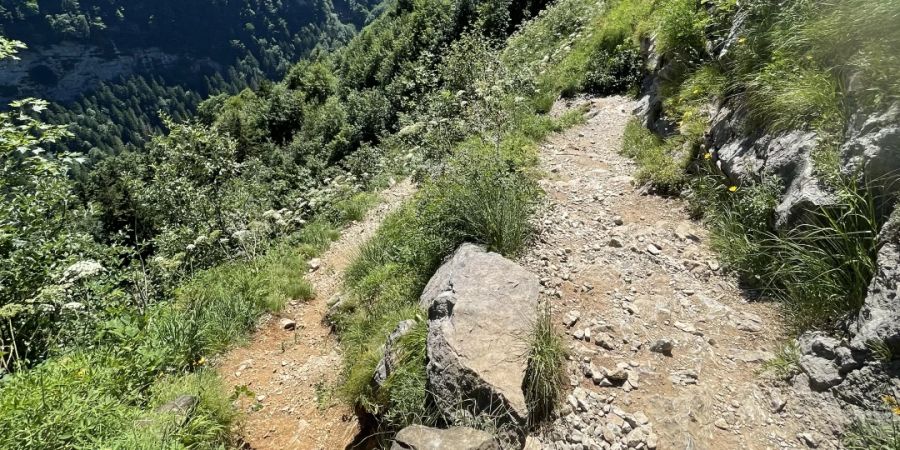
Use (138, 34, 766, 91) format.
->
(391, 425, 498, 450)
(841, 102, 900, 199)
(374, 319, 417, 387)
(851, 239, 900, 353)
(421, 243, 539, 425)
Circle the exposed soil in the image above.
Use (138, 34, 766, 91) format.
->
(522, 97, 840, 449)
(216, 180, 415, 450)
(216, 96, 844, 450)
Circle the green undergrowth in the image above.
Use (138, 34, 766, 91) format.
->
(688, 167, 880, 331)
(0, 215, 351, 449)
(621, 119, 690, 192)
(844, 404, 900, 450)
(335, 108, 576, 433)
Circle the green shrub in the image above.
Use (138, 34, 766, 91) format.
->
(0, 351, 141, 450)
(647, 0, 709, 60)
(844, 413, 900, 450)
(524, 305, 567, 425)
(438, 150, 539, 256)
(761, 341, 801, 380)
(763, 185, 879, 329)
(689, 173, 779, 280)
(113, 371, 236, 449)
(743, 59, 844, 135)
(296, 219, 341, 253)
(583, 43, 643, 95)
(330, 192, 379, 224)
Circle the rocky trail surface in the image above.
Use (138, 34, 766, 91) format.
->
(521, 97, 841, 450)
(216, 180, 415, 450)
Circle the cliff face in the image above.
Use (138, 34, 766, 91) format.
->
(0, 43, 192, 103)
(633, 3, 900, 410)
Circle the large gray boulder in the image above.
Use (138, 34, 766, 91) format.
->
(850, 240, 900, 353)
(391, 425, 498, 450)
(421, 244, 539, 425)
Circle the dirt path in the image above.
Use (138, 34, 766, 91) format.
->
(524, 97, 832, 449)
(217, 180, 415, 450)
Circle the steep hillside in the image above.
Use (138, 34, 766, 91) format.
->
(0, 0, 382, 154)
(1, 0, 899, 448)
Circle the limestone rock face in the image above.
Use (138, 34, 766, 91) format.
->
(851, 240, 900, 353)
(391, 425, 498, 450)
(841, 102, 900, 200)
(421, 244, 539, 425)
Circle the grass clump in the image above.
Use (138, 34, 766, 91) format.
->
(621, 119, 689, 192)
(761, 341, 801, 380)
(742, 60, 845, 136)
(524, 305, 568, 424)
(0, 221, 335, 449)
(329, 192, 380, 224)
(844, 394, 900, 450)
(689, 167, 881, 330)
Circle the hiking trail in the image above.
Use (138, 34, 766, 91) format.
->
(217, 180, 415, 450)
(522, 96, 837, 449)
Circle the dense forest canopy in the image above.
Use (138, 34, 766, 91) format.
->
(0, 0, 385, 156)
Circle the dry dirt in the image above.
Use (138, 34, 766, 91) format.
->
(216, 180, 415, 450)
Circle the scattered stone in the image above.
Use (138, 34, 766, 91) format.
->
(280, 318, 297, 330)
(646, 244, 661, 256)
(670, 369, 699, 385)
(606, 364, 630, 383)
(391, 425, 498, 450)
(646, 432, 659, 449)
(769, 391, 787, 413)
(674, 321, 702, 336)
(563, 310, 581, 328)
(624, 427, 645, 448)
(735, 319, 761, 333)
(714, 418, 729, 430)
(797, 432, 821, 448)
(799, 356, 842, 391)
(798, 332, 840, 360)
(608, 237, 624, 248)
(156, 395, 199, 426)
(613, 216, 624, 226)
(307, 258, 322, 271)
(649, 338, 673, 356)
(522, 436, 542, 450)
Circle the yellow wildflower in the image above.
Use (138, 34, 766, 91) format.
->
(885, 395, 898, 406)
(728, 186, 738, 192)
(197, 356, 207, 366)
(738, 37, 747, 44)
(704, 152, 712, 160)
(76, 368, 87, 378)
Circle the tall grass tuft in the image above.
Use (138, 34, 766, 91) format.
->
(621, 119, 690, 192)
(691, 169, 880, 331)
(524, 304, 568, 425)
